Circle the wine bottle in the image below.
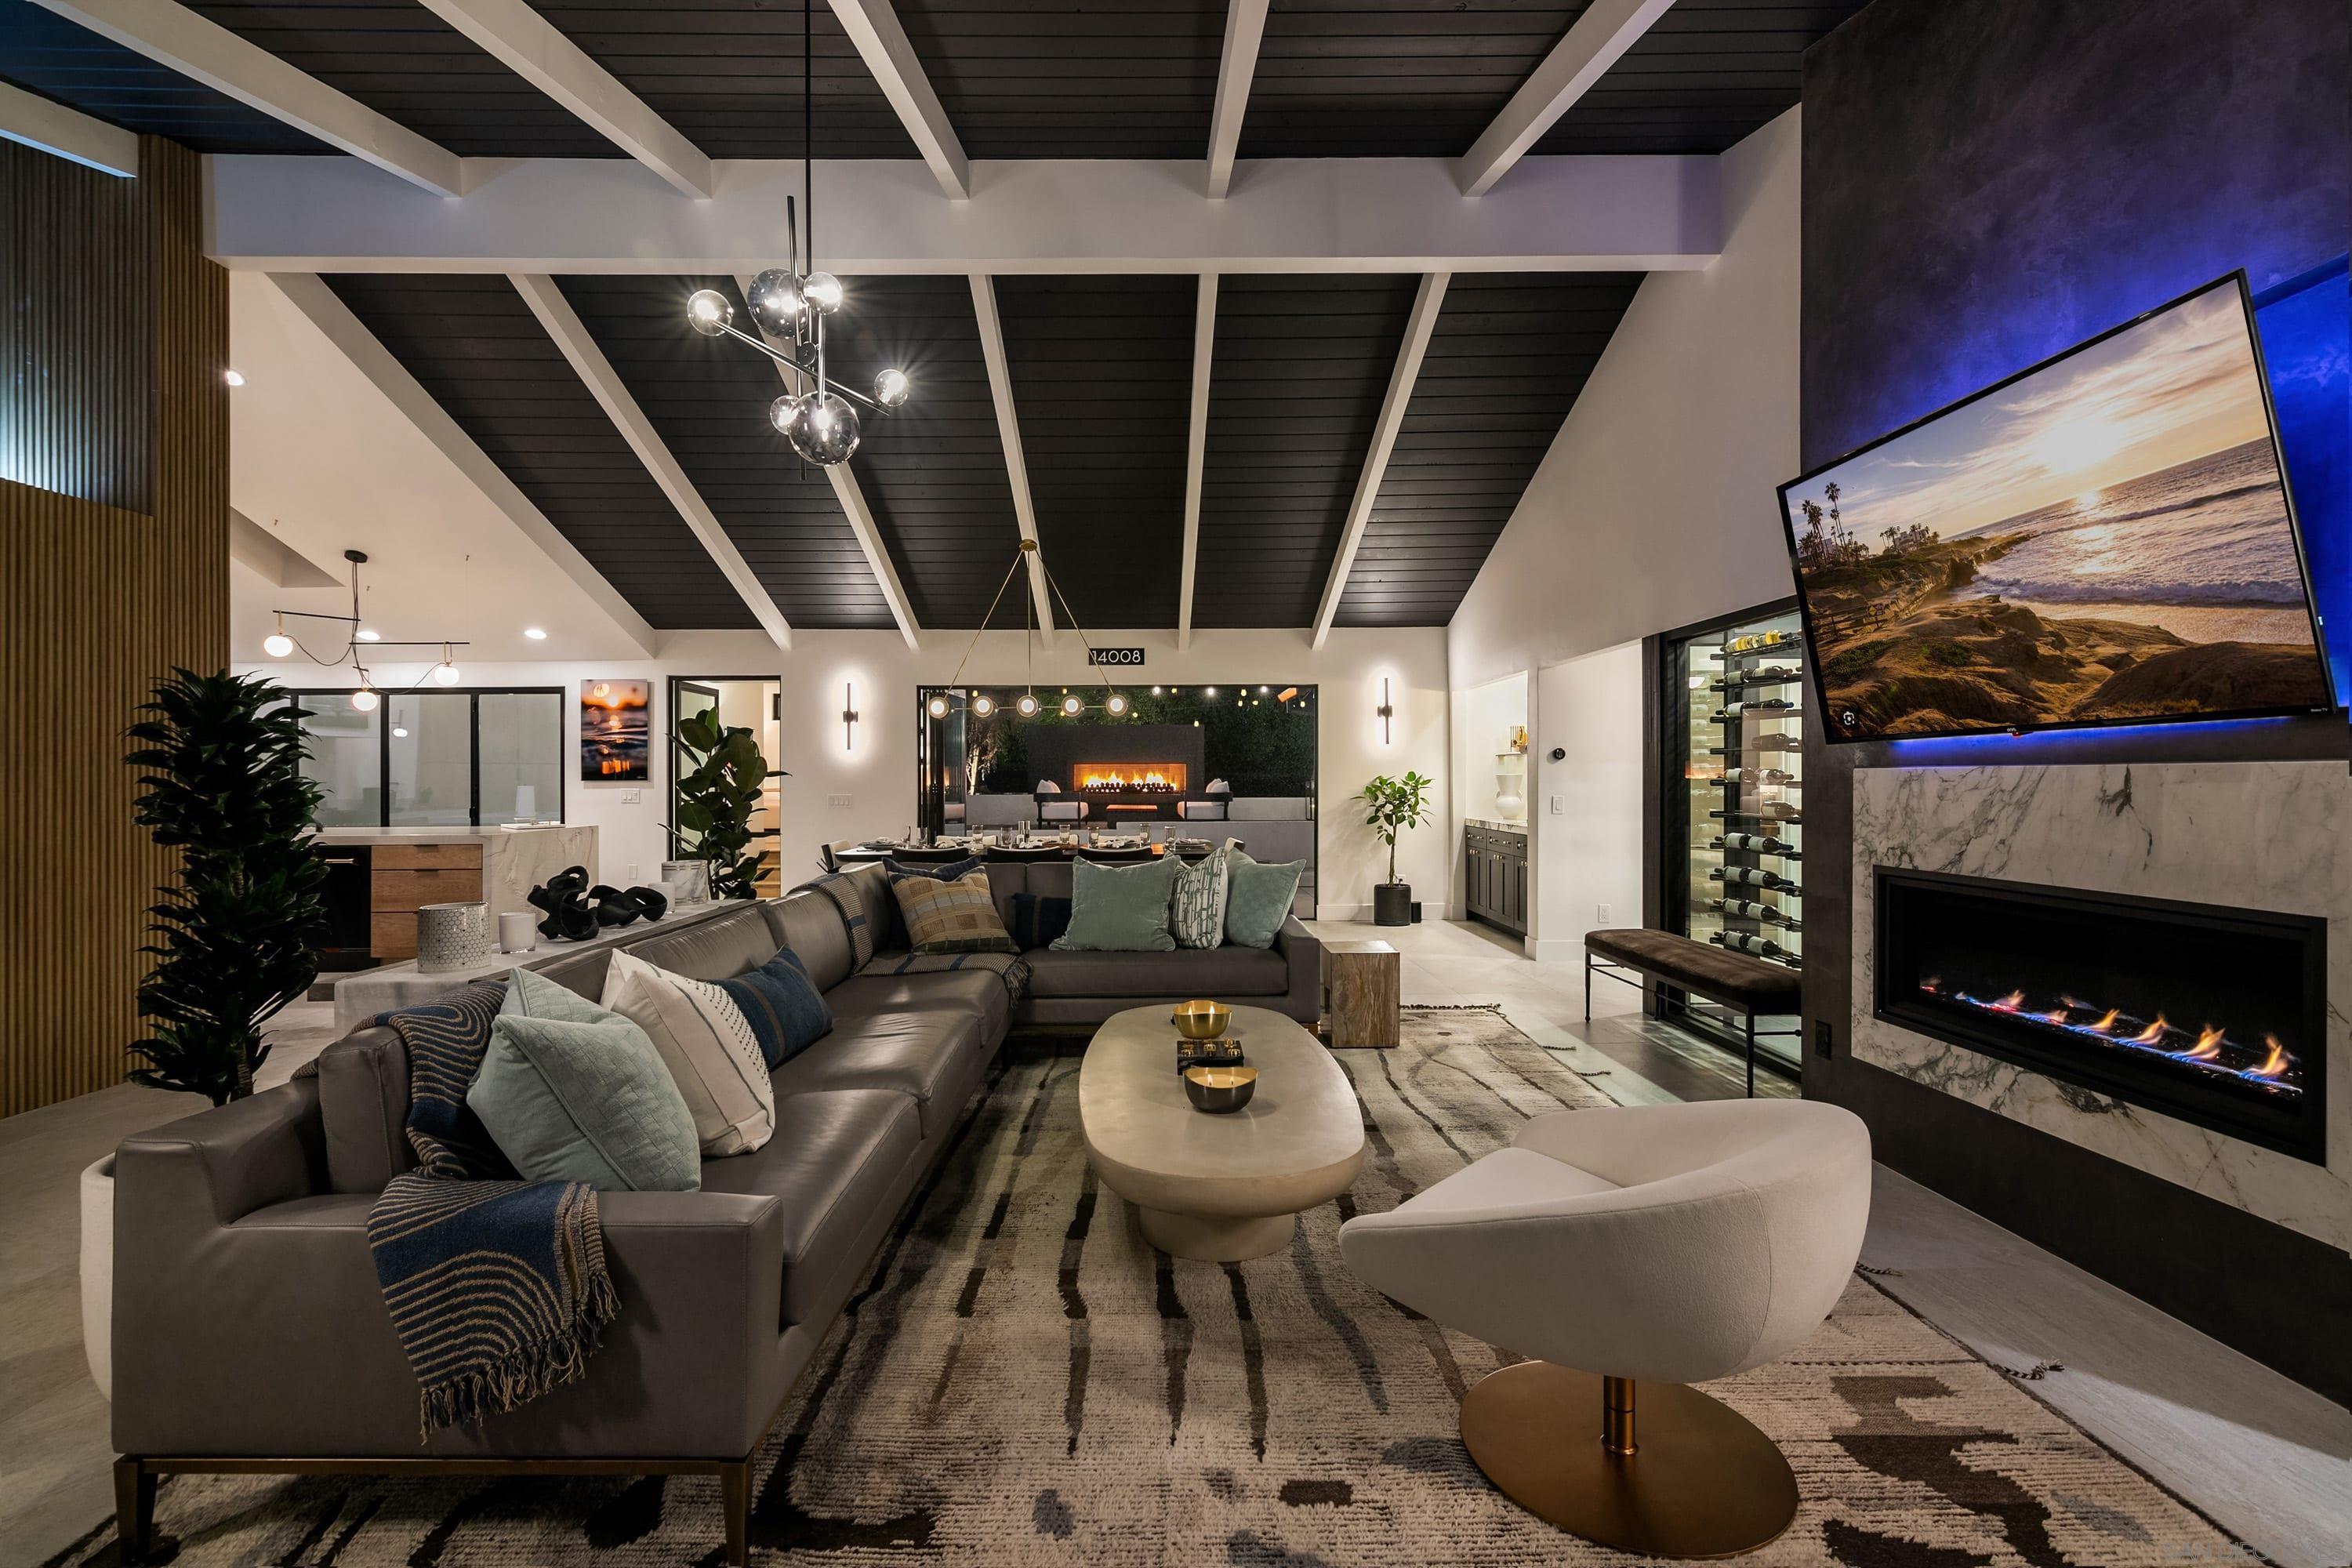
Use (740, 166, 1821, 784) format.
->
(1711, 698, 1798, 722)
(1712, 665, 1798, 691)
(1711, 866, 1798, 891)
(1726, 766, 1798, 786)
(1714, 832, 1799, 855)
(1710, 931, 1789, 959)
(1708, 898, 1805, 929)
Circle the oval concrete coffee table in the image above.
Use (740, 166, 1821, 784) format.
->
(1080, 1004, 1367, 1261)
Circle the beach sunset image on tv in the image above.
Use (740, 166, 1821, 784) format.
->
(1782, 277, 2332, 742)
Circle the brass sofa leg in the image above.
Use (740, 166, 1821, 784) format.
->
(114, 1457, 155, 1563)
(721, 1458, 752, 1566)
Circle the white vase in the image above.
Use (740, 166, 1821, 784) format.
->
(1494, 771, 1527, 824)
(661, 860, 710, 904)
(81, 1155, 113, 1401)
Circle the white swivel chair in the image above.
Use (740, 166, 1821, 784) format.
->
(1339, 1099, 1871, 1557)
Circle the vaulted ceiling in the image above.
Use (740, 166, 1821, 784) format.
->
(1, 0, 1867, 637)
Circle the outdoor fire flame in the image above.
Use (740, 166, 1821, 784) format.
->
(1076, 764, 1185, 793)
(1918, 979, 2300, 1094)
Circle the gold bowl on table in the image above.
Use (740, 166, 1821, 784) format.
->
(1171, 1000, 1232, 1040)
(1183, 1065, 1258, 1114)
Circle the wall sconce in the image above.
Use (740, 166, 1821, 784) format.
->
(1376, 677, 1395, 743)
(841, 682, 859, 751)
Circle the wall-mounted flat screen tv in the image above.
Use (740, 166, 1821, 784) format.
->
(1780, 273, 2334, 743)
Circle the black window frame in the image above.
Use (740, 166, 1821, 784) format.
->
(285, 686, 568, 829)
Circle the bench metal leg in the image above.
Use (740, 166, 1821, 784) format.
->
(1584, 952, 1592, 1023)
(1744, 1011, 1757, 1098)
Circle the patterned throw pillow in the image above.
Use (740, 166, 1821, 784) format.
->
(601, 951, 776, 1156)
(883, 856, 982, 949)
(892, 869, 1019, 955)
(1171, 846, 1231, 949)
(716, 948, 834, 1068)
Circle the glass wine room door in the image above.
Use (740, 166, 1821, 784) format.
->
(1663, 603, 1806, 1077)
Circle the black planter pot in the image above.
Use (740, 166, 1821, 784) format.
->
(1373, 883, 1413, 927)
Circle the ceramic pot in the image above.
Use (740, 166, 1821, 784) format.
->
(497, 910, 537, 953)
(1374, 883, 1413, 927)
(660, 860, 710, 904)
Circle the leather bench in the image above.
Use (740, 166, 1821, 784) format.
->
(1581, 927, 1802, 1095)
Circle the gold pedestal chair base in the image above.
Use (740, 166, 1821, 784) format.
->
(1458, 1362, 1798, 1559)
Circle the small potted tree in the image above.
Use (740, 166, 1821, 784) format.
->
(669, 708, 772, 899)
(1357, 771, 1433, 927)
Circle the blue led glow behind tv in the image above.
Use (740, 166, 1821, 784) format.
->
(2255, 259, 2351, 706)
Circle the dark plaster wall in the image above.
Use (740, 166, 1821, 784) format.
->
(1798, 0, 2352, 1403)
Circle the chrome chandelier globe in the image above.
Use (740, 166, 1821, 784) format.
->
(683, 0, 910, 466)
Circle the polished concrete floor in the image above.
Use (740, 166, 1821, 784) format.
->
(3, 936, 2347, 1567)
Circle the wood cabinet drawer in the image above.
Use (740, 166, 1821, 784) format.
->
(370, 912, 418, 959)
(372, 843, 483, 871)
(372, 868, 484, 910)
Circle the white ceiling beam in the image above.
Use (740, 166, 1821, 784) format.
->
(0, 78, 138, 176)
(1203, 0, 1268, 199)
(825, 0, 969, 200)
(205, 152, 1721, 273)
(416, 0, 712, 198)
(1312, 271, 1448, 649)
(967, 274, 1055, 647)
(1457, 0, 1679, 197)
(1176, 273, 1218, 652)
(509, 273, 795, 654)
(733, 275, 922, 652)
(27, 0, 465, 195)
(264, 273, 659, 655)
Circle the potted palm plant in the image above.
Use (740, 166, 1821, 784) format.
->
(1357, 771, 1434, 927)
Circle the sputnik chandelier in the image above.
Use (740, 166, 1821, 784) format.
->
(924, 540, 1134, 723)
(260, 549, 468, 713)
(683, 0, 911, 466)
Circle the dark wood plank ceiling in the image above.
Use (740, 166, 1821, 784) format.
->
(1335, 270, 1642, 625)
(180, 0, 615, 158)
(0, 0, 328, 153)
(1241, 0, 1588, 158)
(324, 274, 759, 630)
(826, 276, 1029, 628)
(1194, 274, 1418, 628)
(1536, 0, 1871, 153)
(555, 275, 895, 630)
(992, 276, 1192, 631)
(530, 2, 919, 158)
(891, 0, 1226, 158)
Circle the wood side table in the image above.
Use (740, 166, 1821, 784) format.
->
(1324, 939, 1401, 1048)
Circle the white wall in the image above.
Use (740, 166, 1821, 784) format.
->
(1446, 107, 1802, 690)
(1532, 644, 1646, 993)
(1452, 672, 1529, 826)
(238, 619, 1452, 920)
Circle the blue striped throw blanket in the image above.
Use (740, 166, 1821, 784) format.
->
(365, 982, 619, 1439)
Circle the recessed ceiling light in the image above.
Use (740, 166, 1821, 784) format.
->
(223, 369, 245, 387)
(524, 627, 548, 641)
(354, 628, 380, 642)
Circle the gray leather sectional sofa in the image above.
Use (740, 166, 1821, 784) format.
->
(107, 864, 1319, 1563)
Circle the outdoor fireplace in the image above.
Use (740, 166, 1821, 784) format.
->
(1874, 869, 2325, 1163)
(1075, 763, 1187, 794)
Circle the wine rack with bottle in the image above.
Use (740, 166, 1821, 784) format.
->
(1675, 612, 1806, 986)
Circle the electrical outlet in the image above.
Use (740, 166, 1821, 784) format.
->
(626, 862, 640, 880)
(619, 789, 641, 804)
(1548, 794, 1565, 815)
(828, 793, 853, 809)
(1595, 902, 1612, 924)
(1814, 1018, 1834, 1059)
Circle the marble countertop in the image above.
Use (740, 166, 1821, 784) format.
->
(1464, 818, 1528, 833)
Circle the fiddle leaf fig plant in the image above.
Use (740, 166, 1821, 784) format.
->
(1356, 771, 1435, 887)
(124, 670, 328, 1104)
(670, 708, 773, 900)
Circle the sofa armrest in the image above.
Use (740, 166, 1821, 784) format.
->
(1274, 915, 1321, 1025)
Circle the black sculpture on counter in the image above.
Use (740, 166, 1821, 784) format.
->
(529, 866, 673, 941)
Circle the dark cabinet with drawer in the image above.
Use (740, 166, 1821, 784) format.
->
(1465, 826, 1528, 935)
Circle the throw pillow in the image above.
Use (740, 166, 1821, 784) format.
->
(891, 869, 1019, 955)
(1170, 845, 1231, 949)
(467, 1007, 701, 1191)
(601, 951, 776, 1157)
(1223, 849, 1305, 949)
(502, 964, 609, 1023)
(1007, 891, 1073, 951)
(880, 856, 982, 949)
(717, 949, 836, 1067)
(1052, 855, 1180, 953)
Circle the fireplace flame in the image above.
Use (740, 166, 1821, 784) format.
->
(2251, 1035, 2291, 1079)
(1990, 990, 2026, 1012)
(2089, 1008, 2120, 1033)
(2176, 1024, 2225, 1062)
(1927, 982, 2299, 1098)
(2037, 1007, 2070, 1025)
(1077, 766, 1181, 792)
(2129, 1014, 2169, 1045)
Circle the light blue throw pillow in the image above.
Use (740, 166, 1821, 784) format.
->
(469, 971, 701, 1191)
(1223, 850, 1305, 949)
(1051, 855, 1181, 953)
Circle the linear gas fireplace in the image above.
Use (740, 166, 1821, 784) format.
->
(1874, 869, 2325, 1163)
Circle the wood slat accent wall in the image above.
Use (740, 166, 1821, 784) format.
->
(0, 137, 228, 1116)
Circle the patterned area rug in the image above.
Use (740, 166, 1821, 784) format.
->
(56, 1007, 2260, 1566)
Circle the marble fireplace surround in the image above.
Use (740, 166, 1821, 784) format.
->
(1852, 762, 2351, 1256)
